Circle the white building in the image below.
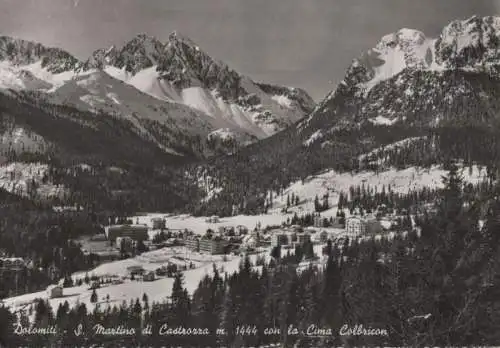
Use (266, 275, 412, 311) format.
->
(47, 285, 63, 299)
(345, 217, 366, 238)
(345, 216, 383, 239)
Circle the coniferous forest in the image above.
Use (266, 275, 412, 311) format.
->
(2, 166, 500, 347)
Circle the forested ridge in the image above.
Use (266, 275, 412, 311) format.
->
(185, 119, 500, 217)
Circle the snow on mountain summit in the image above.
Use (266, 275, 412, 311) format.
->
(0, 36, 79, 74)
(297, 15, 500, 145)
(357, 28, 435, 93)
(435, 15, 500, 67)
(81, 31, 315, 139)
(0, 33, 314, 156)
(329, 15, 500, 98)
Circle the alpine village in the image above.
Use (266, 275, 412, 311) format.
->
(2, 14, 500, 348)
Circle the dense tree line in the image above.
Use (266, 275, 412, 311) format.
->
(187, 120, 500, 217)
(0, 189, 100, 298)
(0, 92, 207, 214)
(5, 87, 500, 218)
(3, 166, 500, 346)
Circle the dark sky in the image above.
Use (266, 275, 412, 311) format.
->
(0, 0, 498, 100)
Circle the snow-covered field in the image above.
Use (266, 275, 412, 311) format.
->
(3, 237, 338, 320)
(2, 246, 270, 317)
(188, 164, 489, 233)
(136, 213, 288, 236)
(73, 247, 229, 279)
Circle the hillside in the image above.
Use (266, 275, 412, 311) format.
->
(0, 92, 203, 213)
(189, 15, 500, 216)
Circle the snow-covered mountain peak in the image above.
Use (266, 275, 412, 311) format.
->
(0, 36, 80, 74)
(435, 15, 500, 68)
(324, 15, 500, 99)
(82, 33, 165, 73)
(375, 28, 427, 52)
(342, 27, 435, 95)
(0, 33, 315, 147)
(298, 16, 500, 137)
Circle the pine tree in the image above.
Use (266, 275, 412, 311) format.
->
(323, 192, 330, 211)
(171, 272, 191, 326)
(63, 275, 73, 288)
(0, 306, 15, 347)
(271, 246, 281, 259)
(90, 289, 98, 303)
(314, 195, 320, 212)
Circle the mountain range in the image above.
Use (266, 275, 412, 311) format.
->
(192, 15, 500, 215)
(0, 32, 315, 159)
(2, 15, 500, 215)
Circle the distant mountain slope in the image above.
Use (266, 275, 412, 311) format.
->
(0, 91, 202, 213)
(82, 32, 315, 138)
(299, 15, 500, 141)
(188, 15, 500, 216)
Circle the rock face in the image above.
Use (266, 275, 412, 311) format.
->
(0, 36, 79, 74)
(81, 32, 315, 138)
(298, 15, 500, 147)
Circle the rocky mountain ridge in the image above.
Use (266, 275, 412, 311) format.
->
(190, 15, 500, 216)
(81, 32, 315, 138)
(0, 32, 314, 159)
(299, 15, 500, 146)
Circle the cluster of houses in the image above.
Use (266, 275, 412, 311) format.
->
(269, 214, 385, 248)
(271, 231, 311, 248)
(269, 224, 342, 248)
(126, 265, 156, 281)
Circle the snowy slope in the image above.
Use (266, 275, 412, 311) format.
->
(84, 33, 315, 140)
(0, 60, 75, 92)
(2, 247, 270, 318)
(268, 164, 488, 218)
(0, 58, 245, 155)
(0, 126, 49, 157)
(119, 69, 307, 139)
